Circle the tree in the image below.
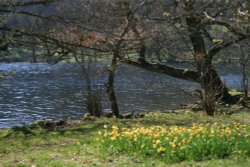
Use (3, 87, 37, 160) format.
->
(1, 0, 250, 116)
(122, 0, 250, 115)
(51, 0, 157, 117)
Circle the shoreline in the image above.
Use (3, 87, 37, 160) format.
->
(1, 107, 250, 166)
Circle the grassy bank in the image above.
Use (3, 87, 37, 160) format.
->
(0, 111, 250, 167)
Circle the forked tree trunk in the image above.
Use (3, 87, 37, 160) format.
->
(185, 5, 223, 115)
(186, 16, 216, 114)
(106, 49, 119, 117)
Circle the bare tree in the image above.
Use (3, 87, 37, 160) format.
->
(1, 0, 250, 116)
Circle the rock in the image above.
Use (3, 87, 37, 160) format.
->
(120, 111, 135, 119)
(134, 113, 145, 118)
(119, 111, 145, 119)
(83, 113, 96, 121)
(56, 120, 66, 126)
(102, 112, 114, 118)
(34, 120, 66, 129)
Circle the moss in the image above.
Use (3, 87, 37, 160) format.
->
(229, 89, 243, 96)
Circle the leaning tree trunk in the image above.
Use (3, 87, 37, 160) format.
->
(126, 47, 234, 105)
(185, 7, 219, 115)
(208, 67, 233, 102)
(106, 49, 120, 117)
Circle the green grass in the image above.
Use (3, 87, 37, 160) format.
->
(0, 111, 250, 167)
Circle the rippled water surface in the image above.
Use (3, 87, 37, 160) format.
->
(0, 63, 248, 128)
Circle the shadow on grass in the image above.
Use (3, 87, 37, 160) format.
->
(128, 113, 227, 127)
(56, 122, 104, 136)
(3, 126, 36, 138)
(126, 114, 197, 127)
(2, 121, 105, 139)
(2, 111, 247, 139)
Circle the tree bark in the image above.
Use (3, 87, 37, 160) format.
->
(106, 49, 119, 117)
(207, 67, 233, 102)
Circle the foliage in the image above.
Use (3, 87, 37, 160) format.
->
(229, 90, 243, 96)
(98, 122, 250, 163)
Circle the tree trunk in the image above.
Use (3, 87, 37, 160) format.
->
(208, 67, 233, 102)
(106, 49, 119, 117)
(242, 61, 248, 105)
(183, 1, 243, 114)
(239, 46, 249, 106)
(32, 49, 38, 63)
(185, 11, 218, 115)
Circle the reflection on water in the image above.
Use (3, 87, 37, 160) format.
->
(0, 63, 248, 128)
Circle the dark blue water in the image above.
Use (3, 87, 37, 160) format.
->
(0, 63, 248, 128)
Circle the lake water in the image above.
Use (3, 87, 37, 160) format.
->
(0, 62, 248, 128)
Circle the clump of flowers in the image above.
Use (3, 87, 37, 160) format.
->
(97, 122, 250, 162)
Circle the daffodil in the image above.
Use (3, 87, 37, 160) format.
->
(155, 140, 161, 145)
(111, 136, 117, 141)
(157, 147, 166, 153)
(112, 125, 119, 131)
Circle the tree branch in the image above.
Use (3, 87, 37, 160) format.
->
(0, 27, 110, 52)
(208, 36, 248, 58)
(124, 59, 200, 83)
(205, 20, 250, 58)
(0, 0, 58, 8)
